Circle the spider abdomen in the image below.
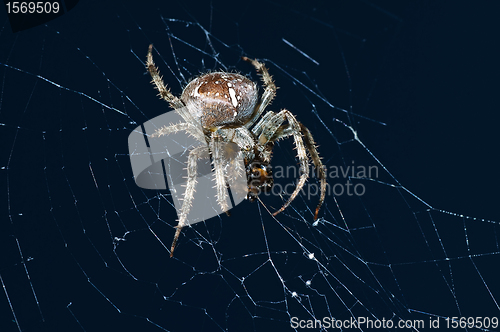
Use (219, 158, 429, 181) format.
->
(181, 72, 258, 129)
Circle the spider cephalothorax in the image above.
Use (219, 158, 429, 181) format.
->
(146, 44, 326, 257)
(246, 159, 274, 202)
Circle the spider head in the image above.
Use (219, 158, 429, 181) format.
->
(246, 160, 274, 202)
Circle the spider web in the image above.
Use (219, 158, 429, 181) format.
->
(1, 1, 499, 331)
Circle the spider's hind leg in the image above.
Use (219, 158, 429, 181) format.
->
(255, 109, 326, 220)
(146, 45, 185, 110)
(253, 109, 309, 216)
(241, 57, 277, 128)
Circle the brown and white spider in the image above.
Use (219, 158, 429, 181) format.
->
(146, 44, 326, 257)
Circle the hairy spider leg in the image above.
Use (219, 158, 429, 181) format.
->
(169, 145, 209, 257)
(299, 123, 326, 220)
(147, 44, 204, 141)
(241, 57, 277, 129)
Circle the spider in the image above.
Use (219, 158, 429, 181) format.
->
(146, 44, 326, 257)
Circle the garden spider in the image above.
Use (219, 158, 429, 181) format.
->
(146, 44, 326, 257)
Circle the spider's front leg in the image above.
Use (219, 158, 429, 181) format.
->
(256, 110, 326, 220)
(147, 45, 204, 140)
(299, 123, 326, 220)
